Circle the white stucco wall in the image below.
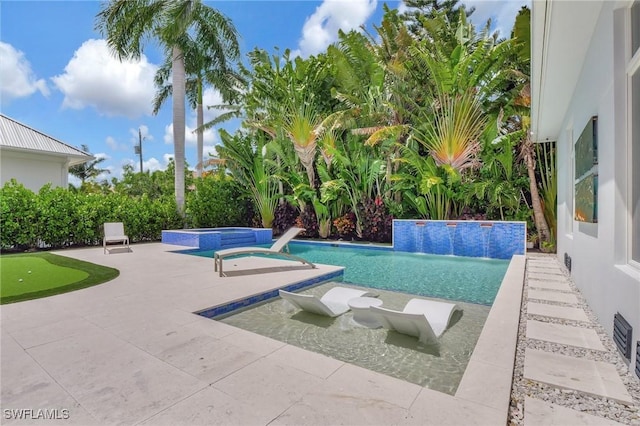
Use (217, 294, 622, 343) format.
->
(556, 2, 640, 373)
(0, 150, 69, 192)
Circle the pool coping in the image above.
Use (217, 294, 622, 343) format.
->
(454, 254, 526, 415)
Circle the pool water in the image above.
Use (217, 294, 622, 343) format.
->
(193, 243, 509, 305)
(220, 282, 490, 394)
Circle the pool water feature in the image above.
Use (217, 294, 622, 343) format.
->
(192, 243, 509, 305)
(219, 282, 490, 394)
(393, 220, 526, 259)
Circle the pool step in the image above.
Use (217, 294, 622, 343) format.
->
(219, 231, 257, 249)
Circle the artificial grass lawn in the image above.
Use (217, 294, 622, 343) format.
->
(0, 252, 119, 304)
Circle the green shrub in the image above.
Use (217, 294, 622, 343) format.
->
(0, 180, 38, 250)
(186, 174, 250, 228)
(37, 184, 81, 248)
(74, 192, 122, 245)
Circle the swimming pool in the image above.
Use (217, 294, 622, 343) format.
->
(190, 242, 509, 305)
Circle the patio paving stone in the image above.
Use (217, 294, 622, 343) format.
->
(527, 279, 572, 292)
(524, 397, 626, 425)
(527, 302, 589, 322)
(527, 288, 579, 304)
(523, 349, 633, 405)
(526, 320, 605, 351)
(25, 329, 208, 424)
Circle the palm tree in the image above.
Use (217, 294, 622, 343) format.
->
(69, 144, 110, 185)
(96, 0, 239, 214)
(153, 37, 240, 178)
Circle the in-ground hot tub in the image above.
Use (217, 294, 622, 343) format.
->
(161, 227, 272, 250)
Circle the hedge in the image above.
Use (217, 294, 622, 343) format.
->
(1, 177, 251, 251)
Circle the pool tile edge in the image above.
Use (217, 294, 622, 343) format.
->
(194, 268, 345, 319)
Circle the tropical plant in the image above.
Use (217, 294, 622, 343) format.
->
(464, 134, 526, 220)
(217, 130, 278, 228)
(312, 197, 331, 238)
(320, 136, 386, 237)
(112, 162, 191, 200)
(536, 141, 557, 244)
(412, 89, 486, 172)
(273, 201, 298, 236)
(96, 0, 239, 214)
(394, 146, 457, 219)
(69, 144, 110, 185)
(490, 6, 551, 246)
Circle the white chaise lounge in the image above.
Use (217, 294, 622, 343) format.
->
(370, 298, 461, 344)
(214, 227, 315, 277)
(103, 222, 130, 254)
(279, 286, 377, 317)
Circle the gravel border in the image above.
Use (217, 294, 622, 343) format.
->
(508, 254, 640, 425)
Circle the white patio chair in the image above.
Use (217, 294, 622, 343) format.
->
(103, 222, 130, 254)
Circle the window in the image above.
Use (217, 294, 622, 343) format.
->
(630, 1, 640, 263)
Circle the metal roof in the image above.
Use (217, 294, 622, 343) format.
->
(0, 114, 93, 163)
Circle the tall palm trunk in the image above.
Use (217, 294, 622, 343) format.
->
(196, 78, 204, 178)
(523, 135, 550, 246)
(172, 46, 186, 216)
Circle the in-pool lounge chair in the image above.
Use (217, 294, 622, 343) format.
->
(370, 298, 461, 344)
(103, 222, 130, 254)
(279, 286, 377, 317)
(214, 227, 315, 277)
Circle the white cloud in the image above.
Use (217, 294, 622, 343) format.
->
(143, 157, 163, 172)
(105, 136, 129, 152)
(0, 42, 49, 103)
(51, 39, 157, 118)
(129, 124, 154, 143)
(94, 152, 110, 161)
(68, 175, 81, 188)
(95, 165, 114, 182)
(163, 121, 219, 147)
(121, 154, 172, 173)
(203, 144, 219, 158)
(202, 88, 226, 123)
(294, 0, 378, 57)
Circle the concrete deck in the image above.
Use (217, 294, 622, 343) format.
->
(1, 243, 526, 425)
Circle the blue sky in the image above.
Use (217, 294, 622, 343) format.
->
(0, 0, 527, 185)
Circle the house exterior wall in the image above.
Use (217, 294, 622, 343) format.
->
(0, 149, 69, 192)
(556, 1, 640, 373)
